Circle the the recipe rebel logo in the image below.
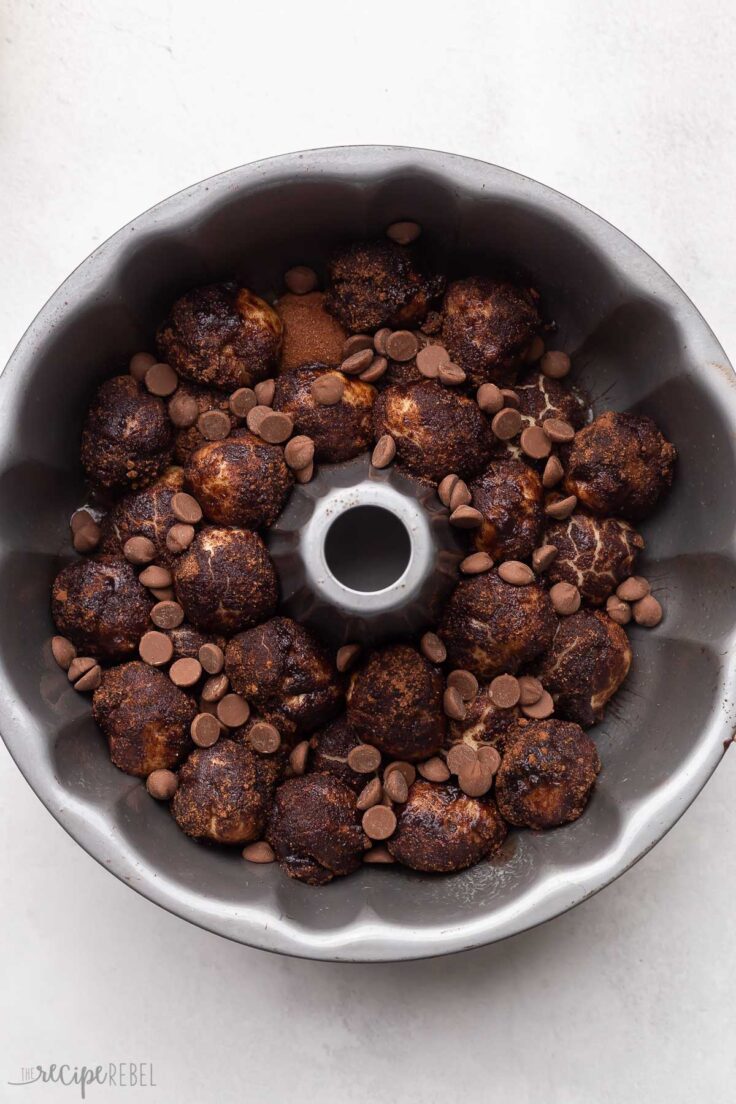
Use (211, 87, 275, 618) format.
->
(8, 1063, 156, 1098)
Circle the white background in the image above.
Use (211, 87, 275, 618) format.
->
(2, 2, 736, 1101)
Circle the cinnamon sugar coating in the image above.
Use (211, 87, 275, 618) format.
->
(388, 780, 507, 873)
(266, 773, 363, 884)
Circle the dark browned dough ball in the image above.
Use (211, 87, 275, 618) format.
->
(275, 291, 348, 371)
(441, 277, 541, 388)
(173, 526, 277, 634)
(81, 375, 173, 493)
(470, 458, 544, 562)
(171, 740, 274, 845)
(266, 774, 363, 885)
(166, 624, 226, 661)
(272, 365, 376, 463)
(373, 380, 494, 483)
(447, 686, 522, 753)
(225, 617, 343, 739)
(52, 556, 153, 663)
(98, 465, 185, 567)
(536, 609, 632, 727)
(562, 410, 677, 521)
(325, 240, 444, 333)
(545, 512, 644, 605)
(156, 282, 282, 392)
(495, 719, 600, 829)
(438, 571, 557, 681)
(308, 715, 365, 793)
(515, 369, 587, 430)
(388, 780, 507, 873)
(346, 644, 446, 762)
(185, 429, 293, 529)
(172, 383, 241, 465)
(92, 661, 196, 776)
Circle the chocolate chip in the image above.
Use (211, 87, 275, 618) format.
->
(498, 561, 534, 586)
(524, 336, 545, 363)
(347, 743, 382, 773)
(386, 220, 421, 245)
(198, 643, 225, 674)
(633, 594, 663, 627)
(491, 408, 522, 440)
(168, 392, 200, 427)
(51, 635, 76, 670)
(476, 383, 504, 414)
(343, 334, 374, 358)
(477, 746, 501, 775)
(373, 328, 391, 355)
(542, 417, 575, 444)
(171, 492, 202, 525)
(249, 722, 281, 754)
(129, 352, 156, 381)
(521, 689, 555, 719)
(289, 740, 310, 775)
(532, 544, 558, 573)
(295, 461, 314, 484)
(73, 663, 102, 692)
(341, 348, 374, 376)
(191, 712, 221, 748)
(460, 551, 494, 574)
(545, 494, 577, 520)
(438, 473, 459, 507)
(284, 265, 318, 294)
(146, 768, 179, 800)
(149, 586, 175, 602)
(384, 761, 417, 786)
(242, 841, 276, 863)
(489, 673, 521, 709)
(200, 673, 229, 702)
(70, 508, 96, 534)
(449, 479, 471, 511)
(217, 693, 250, 727)
(540, 351, 571, 379)
(457, 760, 493, 797)
(359, 356, 388, 383)
(120, 536, 154, 565)
(617, 576, 650, 602)
(501, 389, 520, 408)
(166, 523, 195, 554)
(518, 675, 544, 706)
(520, 425, 552, 460)
(284, 435, 315, 471)
(416, 344, 450, 378)
(139, 565, 172, 589)
(371, 434, 396, 469)
(139, 630, 174, 667)
(418, 756, 451, 782)
(336, 643, 361, 673)
(420, 631, 446, 664)
(72, 518, 101, 553)
(151, 600, 184, 629)
(362, 805, 397, 841)
(542, 455, 565, 489)
(197, 409, 231, 441)
(228, 388, 257, 418)
(363, 846, 395, 864)
(356, 777, 383, 811)
(246, 404, 270, 434)
(385, 330, 418, 362)
(446, 743, 477, 776)
(311, 375, 344, 406)
(258, 411, 294, 443)
(443, 685, 467, 721)
(449, 505, 483, 528)
(383, 769, 409, 803)
(447, 669, 479, 702)
(254, 378, 276, 407)
(606, 595, 632, 625)
(169, 657, 202, 687)
(550, 581, 581, 615)
(145, 362, 179, 397)
(67, 656, 96, 683)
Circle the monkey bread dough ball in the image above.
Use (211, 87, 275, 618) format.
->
(346, 643, 446, 762)
(225, 617, 343, 739)
(171, 383, 242, 465)
(470, 458, 545, 562)
(173, 526, 277, 635)
(308, 715, 366, 793)
(185, 429, 293, 529)
(515, 369, 587, 430)
(495, 719, 601, 829)
(536, 609, 632, 727)
(387, 780, 508, 873)
(81, 375, 173, 493)
(52, 556, 153, 663)
(156, 282, 282, 392)
(171, 740, 274, 845)
(441, 277, 541, 389)
(439, 571, 557, 681)
(373, 380, 495, 483)
(325, 240, 444, 332)
(272, 365, 376, 463)
(275, 291, 347, 370)
(562, 411, 677, 521)
(266, 773, 363, 885)
(92, 661, 196, 777)
(448, 686, 522, 753)
(98, 466, 185, 567)
(545, 512, 644, 605)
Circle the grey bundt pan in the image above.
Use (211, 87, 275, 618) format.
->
(1, 146, 735, 961)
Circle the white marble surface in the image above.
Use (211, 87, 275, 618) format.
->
(1, 2, 735, 1100)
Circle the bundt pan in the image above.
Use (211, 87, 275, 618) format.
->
(1, 147, 735, 961)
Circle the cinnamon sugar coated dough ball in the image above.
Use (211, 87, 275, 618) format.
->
(81, 375, 173, 492)
(515, 369, 587, 429)
(562, 410, 677, 521)
(470, 458, 544, 562)
(171, 383, 240, 465)
(92, 661, 196, 777)
(388, 780, 507, 873)
(52, 556, 153, 663)
(225, 617, 343, 738)
(309, 715, 365, 793)
(346, 643, 446, 761)
(173, 526, 277, 634)
(325, 240, 444, 332)
(373, 380, 494, 483)
(448, 686, 521, 752)
(98, 466, 185, 567)
(495, 719, 600, 829)
(171, 740, 274, 845)
(185, 429, 293, 529)
(267, 774, 363, 885)
(275, 291, 347, 370)
(272, 365, 375, 463)
(156, 282, 282, 391)
(536, 609, 632, 727)
(441, 277, 541, 388)
(439, 571, 557, 681)
(545, 513, 644, 605)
